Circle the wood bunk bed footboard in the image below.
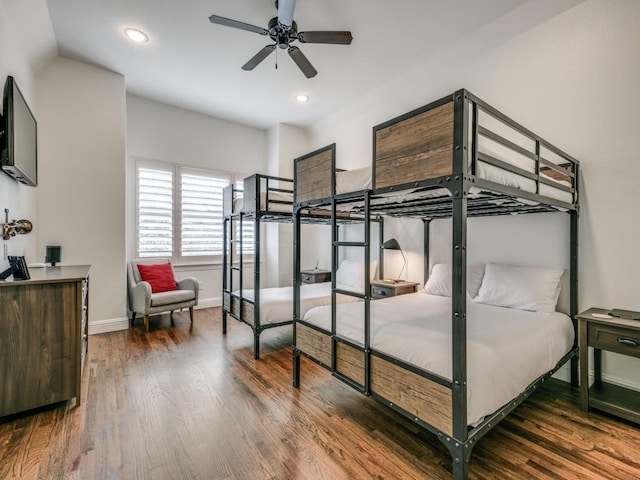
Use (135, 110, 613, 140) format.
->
(223, 291, 255, 325)
(293, 321, 455, 435)
(293, 323, 578, 476)
(294, 144, 336, 205)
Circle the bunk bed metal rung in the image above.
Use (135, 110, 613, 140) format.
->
(333, 288, 366, 299)
(334, 241, 368, 247)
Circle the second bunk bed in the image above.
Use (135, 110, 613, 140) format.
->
(291, 89, 579, 480)
(222, 158, 380, 359)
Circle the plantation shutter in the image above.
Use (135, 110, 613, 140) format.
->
(180, 170, 230, 257)
(137, 167, 173, 257)
(235, 181, 255, 254)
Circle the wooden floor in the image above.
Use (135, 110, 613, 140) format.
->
(2, 307, 640, 479)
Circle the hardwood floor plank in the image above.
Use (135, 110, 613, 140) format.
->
(2, 307, 640, 479)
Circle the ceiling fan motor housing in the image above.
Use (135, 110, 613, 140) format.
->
(268, 17, 297, 48)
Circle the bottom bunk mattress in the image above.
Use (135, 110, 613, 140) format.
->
(302, 292, 574, 426)
(231, 282, 359, 326)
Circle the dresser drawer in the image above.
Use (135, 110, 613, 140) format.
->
(588, 323, 640, 359)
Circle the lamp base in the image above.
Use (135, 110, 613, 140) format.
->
(382, 278, 402, 284)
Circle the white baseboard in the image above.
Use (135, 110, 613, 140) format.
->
(552, 362, 640, 392)
(88, 296, 221, 335)
(89, 317, 130, 335)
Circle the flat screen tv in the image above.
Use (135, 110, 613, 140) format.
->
(1, 76, 37, 186)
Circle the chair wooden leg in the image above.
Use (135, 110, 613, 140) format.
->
(189, 306, 194, 323)
(144, 315, 150, 333)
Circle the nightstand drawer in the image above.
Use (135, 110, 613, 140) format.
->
(589, 323, 640, 359)
(300, 270, 331, 284)
(372, 285, 392, 298)
(370, 281, 419, 299)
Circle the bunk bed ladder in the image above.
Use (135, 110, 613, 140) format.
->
(330, 191, 372, 395)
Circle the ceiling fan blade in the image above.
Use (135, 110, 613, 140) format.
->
(277, 0, 296, 27)
(209, 15, 268, 36)
(288, 46, 317, 78)
(298, 31, 353, 45)
(242, 45, 276, 71)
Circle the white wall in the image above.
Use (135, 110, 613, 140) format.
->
(126, 94, 269, 308)
(306, 0, 640, 389)
(265, 123, 310, 287)
(36, 57, 127, 332)
(0, 1, 38, 266)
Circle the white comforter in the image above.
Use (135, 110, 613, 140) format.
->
(303, 292, 574, 426)
(235, 282, 359, 325)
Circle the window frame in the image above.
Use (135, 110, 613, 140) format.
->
(135, 158, 248, 265)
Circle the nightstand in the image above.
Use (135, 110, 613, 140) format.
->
(370, 280, 419, 299)
(300, 269, 331, 284)
(577, 307, 640, 424)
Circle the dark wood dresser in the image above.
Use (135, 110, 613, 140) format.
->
(0, 265, 90, 417)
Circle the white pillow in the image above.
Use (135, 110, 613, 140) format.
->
(423, 263, 485, 299)
(335, 259, 377, 289)
(473, 263, 563, 313)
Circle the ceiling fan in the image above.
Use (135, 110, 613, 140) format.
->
(209, 0, 353, 78)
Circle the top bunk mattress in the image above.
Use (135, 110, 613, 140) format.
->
(302, 292, 574, 426)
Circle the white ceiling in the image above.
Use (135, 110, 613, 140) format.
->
(40, 0, 542, 130)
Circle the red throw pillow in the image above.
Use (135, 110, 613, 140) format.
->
(137, 263, 177, 293)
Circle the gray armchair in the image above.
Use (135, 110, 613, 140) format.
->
(127, 258, 199, 332)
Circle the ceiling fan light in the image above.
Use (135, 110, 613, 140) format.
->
(295, 94, 309, 103)
(124, 28, 149, 44)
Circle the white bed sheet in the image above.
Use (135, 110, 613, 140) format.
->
(233, 282, 359, 325)
(302, 292, 574, 426)
(336, 166, 372, 194)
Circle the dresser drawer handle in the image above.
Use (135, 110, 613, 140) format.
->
(375, 289, 386, 296)
(617, 337, 639, 347)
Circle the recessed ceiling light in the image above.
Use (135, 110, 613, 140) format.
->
(124, 28, 149, 44)
(296, 94, 309, 103)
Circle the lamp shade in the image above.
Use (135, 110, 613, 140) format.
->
(381, 238, 402, 250)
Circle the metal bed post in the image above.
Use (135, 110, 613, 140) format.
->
(222, 216, 228, 334)
(364, 191, 371, 395)
(252, 212, 261, 359)
(292, 204, 302, 387)
(423, 219, 431, 285)
(450, 90, 470, 480)
(330, 195, 338, 372)
(378, 216, 385, 280)
(570, 207, 579, 386)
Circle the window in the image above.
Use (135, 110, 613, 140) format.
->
(234, 181, 255, 255)
(136, 159, 242, 262)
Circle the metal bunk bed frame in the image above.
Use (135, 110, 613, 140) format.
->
(222, 174, 297, 359)
(291, 89, 580, 480)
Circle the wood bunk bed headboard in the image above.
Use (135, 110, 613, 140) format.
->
(294, 143, 335, 205)
(372, 89, 579, 213)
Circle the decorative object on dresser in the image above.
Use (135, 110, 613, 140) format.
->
(578, 307, 640, 424)
(0, 265, 90, 418)
(300, 269, 331, 284)
(46, 245, 62, 266)
(370, 279, 419, 299)
(127, 258, 199, 333)
(380, 238, 406, 283)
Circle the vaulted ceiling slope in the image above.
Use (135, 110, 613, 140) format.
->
(23, 0, 583, 129)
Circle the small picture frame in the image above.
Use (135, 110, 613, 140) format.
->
(8, 255, 30, 280)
